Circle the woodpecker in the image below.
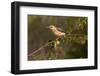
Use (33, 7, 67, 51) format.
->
(48, 25, 66, 38)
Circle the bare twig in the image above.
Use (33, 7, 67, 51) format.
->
(28, 40, 56, 57)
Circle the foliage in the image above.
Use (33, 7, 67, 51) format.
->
(28, 15, 88, 60)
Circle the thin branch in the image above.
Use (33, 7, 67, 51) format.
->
(28, 39, 56, 57)
(28, 34, 86, 57)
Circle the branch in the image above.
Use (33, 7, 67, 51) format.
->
(28, 38, 58, 57)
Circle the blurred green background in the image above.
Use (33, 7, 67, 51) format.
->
(28, 15, 88, 60)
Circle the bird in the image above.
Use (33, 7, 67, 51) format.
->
(48, 25, 66, 38)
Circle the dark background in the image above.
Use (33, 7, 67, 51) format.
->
(28, 15, 88, 60)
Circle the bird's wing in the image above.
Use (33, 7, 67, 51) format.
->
(56, 27, 64, 32)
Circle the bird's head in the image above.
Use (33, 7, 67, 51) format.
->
(48, 25, 56, 30)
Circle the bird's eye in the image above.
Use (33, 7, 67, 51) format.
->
(50, 26, 53, 28)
